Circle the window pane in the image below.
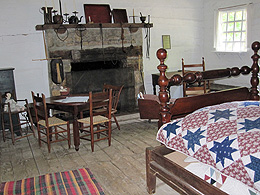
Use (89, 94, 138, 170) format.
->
(227, 33, 233, 41)
(242, 10, 246, 20)
(235, 22, 242, 31)
(228, 12, 235, 21)
(236, 11, 243, 20)
(226, 43, 233, 51)
(242, 32, 246, 41)
(222, 33, 227, 41)
(233, 42, 240, 52)
(221, 23, 227, 32)
(221, 13, 227, 22)
(242, 22, 246, 30)
(234, 32, 241, 41)
(227, 22, 234, 31)
(241, 42, 246, 51)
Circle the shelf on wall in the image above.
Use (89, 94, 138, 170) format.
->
(35, 23, 153, 31)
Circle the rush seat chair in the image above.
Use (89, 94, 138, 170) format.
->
(78, 90, 112, 152)
(31, 91, 71, 153)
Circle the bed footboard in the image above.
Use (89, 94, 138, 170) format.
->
(146, 146, 228, 195)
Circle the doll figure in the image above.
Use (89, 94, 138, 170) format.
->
(4, 93, 25, 112)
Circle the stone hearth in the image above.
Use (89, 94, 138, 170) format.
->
(43, 25, 146, 111)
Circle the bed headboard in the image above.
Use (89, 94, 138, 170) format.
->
(156, 41, 260, 127)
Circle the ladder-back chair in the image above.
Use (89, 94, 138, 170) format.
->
(78, 90, 112, 152)
(31, 91, 71, 153)
(103, 84, 123, 130)
(182, 57, 210, 97)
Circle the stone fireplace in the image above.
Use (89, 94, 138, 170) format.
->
(39, 24, 149, 111)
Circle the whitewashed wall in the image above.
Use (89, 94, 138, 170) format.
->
(203, 0, 260, 87)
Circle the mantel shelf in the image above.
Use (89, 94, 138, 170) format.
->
(35, 23, 153, 31)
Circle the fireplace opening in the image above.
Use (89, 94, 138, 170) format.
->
(70, 59, 135, 111)
(71, 60, 123, 71)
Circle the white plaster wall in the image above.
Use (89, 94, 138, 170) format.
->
(0, 0, 204, 102)
(203, 0, 260, 87)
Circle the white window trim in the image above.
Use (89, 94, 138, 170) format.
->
(214, 3, 253, 53)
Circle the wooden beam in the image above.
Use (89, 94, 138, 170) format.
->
(35, 23, 153, 31)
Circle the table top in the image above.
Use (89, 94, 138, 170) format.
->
(45, 94, 90, 106)
(45, 93, 107, 113)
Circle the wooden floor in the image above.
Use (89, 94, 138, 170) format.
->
(0, 112, 179, 195)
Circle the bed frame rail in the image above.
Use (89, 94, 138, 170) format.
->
(146, 146, 228, 195)
(157, 41, 260, 126)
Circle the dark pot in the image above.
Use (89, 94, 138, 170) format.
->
(53, 15, 63, 24)
(68, 16, 83, 24)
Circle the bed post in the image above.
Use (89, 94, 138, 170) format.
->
(156, 49, 171, 128)
(251, 41, 260, 100)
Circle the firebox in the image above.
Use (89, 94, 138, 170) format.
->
(70, 60, 135, 111)
(40, 25, 146, 111)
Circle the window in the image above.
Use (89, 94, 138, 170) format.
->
(216, 7, 247, 52)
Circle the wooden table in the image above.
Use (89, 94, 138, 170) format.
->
(45, 95, 90, 151)
(152, 71, 183, 95)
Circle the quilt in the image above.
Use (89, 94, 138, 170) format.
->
(157, 101, 260, 194)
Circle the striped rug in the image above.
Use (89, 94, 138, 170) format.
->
(0, 168, 105, 195)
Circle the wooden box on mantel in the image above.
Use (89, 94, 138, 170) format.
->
(84, 4, 112, 23)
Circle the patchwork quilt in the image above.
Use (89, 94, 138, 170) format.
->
(157, 101, 260, 194)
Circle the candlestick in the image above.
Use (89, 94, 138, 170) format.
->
(45, 0, 47, 12)
(59, 0, 62, 16)
(132, 9, 135, 23)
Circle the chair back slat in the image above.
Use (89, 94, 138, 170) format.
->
(182, 57, 210, 97)
(102, 84, 123, 110)
(31, 91, 49, 126)
(90, 90, 112, 118)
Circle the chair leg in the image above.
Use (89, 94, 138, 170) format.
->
(2, 114, 6, 142)
(113, 114, 120, 130)
(37, 125, 42, 147)
(47, 127, 51, 153)
(108, 121, 112, 146)
(90, 126, 94, 152)
(8, 112, 15, 145)
(27, 106, 36, 137)
(67, 122, 71, 149)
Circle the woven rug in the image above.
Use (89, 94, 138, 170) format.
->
(0, 168, 105, 195)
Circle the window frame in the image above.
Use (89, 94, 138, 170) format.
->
(215, 6, 248, 53)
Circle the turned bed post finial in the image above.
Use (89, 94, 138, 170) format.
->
(156, 48, 171, 128)
(251, 41, 260, 100)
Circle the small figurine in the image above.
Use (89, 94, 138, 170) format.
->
(4, 93, 25, 112)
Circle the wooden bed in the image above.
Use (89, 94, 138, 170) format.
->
(146, 41, 260, 194)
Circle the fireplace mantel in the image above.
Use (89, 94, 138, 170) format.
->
(37, 22, 150, 111)
(35, 23, 153, 31)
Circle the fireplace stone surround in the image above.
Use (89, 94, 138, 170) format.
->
(39, 24, 149, 111)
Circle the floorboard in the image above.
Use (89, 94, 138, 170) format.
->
(0, 112, 179, 195)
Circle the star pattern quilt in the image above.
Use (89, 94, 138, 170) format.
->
(157, 101, 260, 194)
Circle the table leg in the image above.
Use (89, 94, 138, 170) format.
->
(73, 118, 80, 151)
(73, 107, 80, 151)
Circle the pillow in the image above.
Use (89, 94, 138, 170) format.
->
(157, 101, 260, 192)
